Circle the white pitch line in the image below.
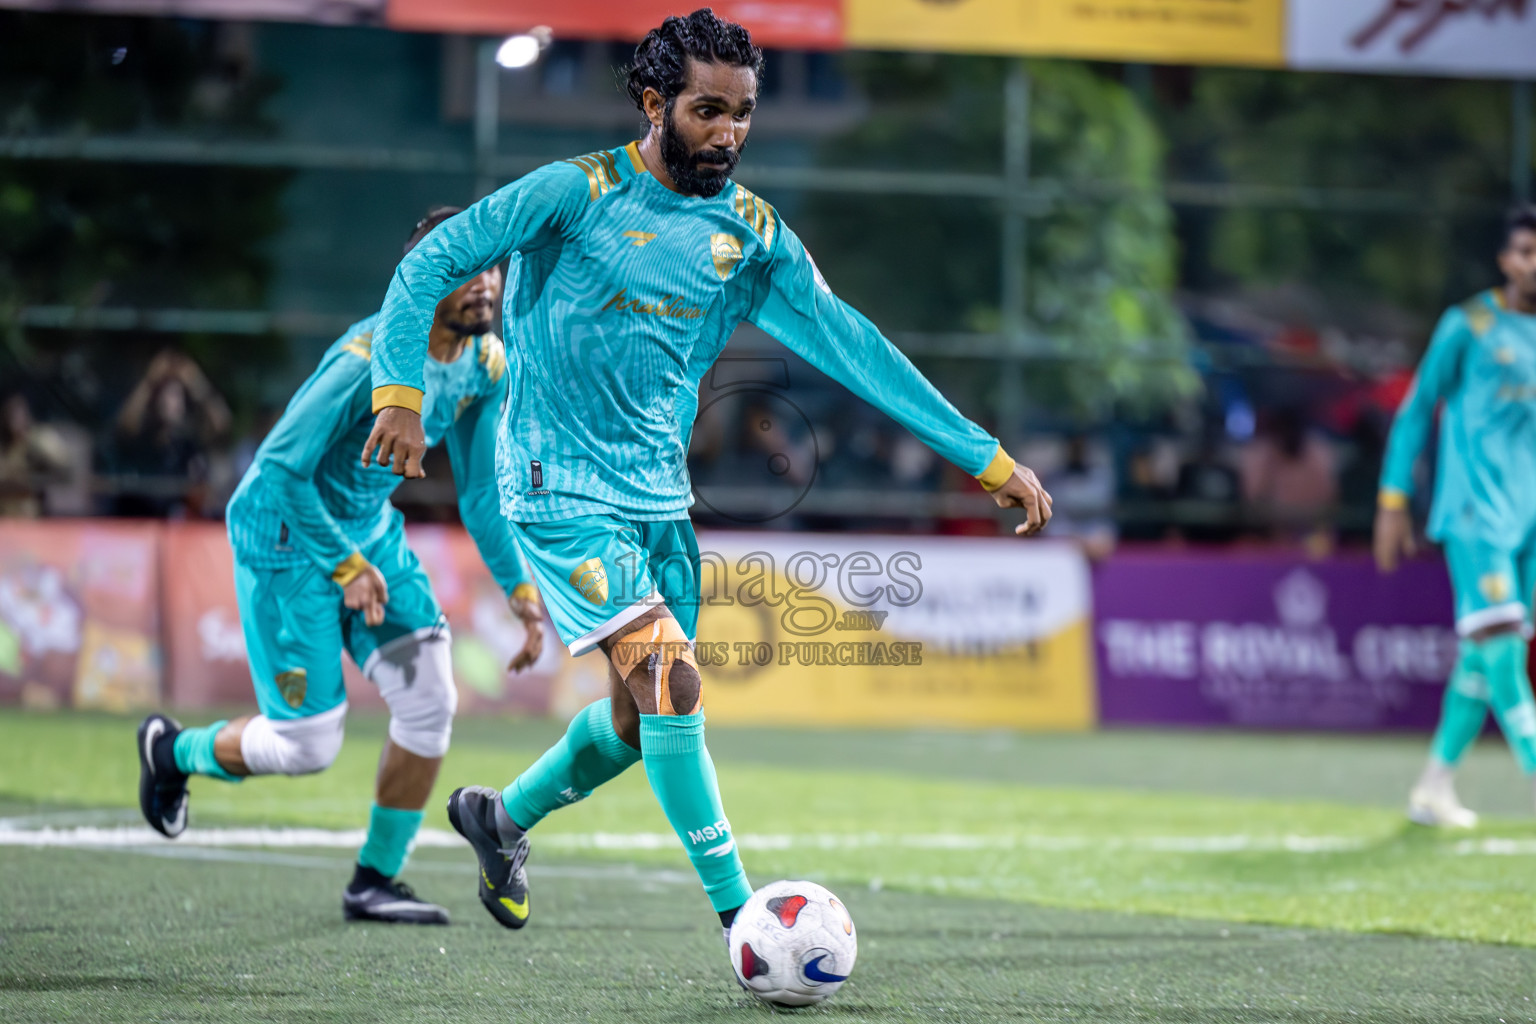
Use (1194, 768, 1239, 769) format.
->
(105, 842, 697, 883)
(0, 825, 1529, 855)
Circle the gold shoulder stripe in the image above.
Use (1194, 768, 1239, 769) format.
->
(340, 333, 372, 361)
(733, 185, 777, 249)
(576, 155, 607, 195)
(590, 154, 614, 192)
(478, 334, 508, 384)
(565, 150, 624, 202)
(566, 156, 600, 201)
(625, 141, 645, 173)
(1463, 294, 1496, 337)
(595, 149, 619, 185)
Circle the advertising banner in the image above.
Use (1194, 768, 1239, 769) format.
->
(385, 0, 844, 49)
(159, 523, 253, 708)
(1094, 553, 1458, 730)
(845, 0, 1285, 66)
(160, 522, 561, 714)
(1287, 0, 1536, 79)
(690, 532, 1097, 729)
(0, 0, 384, 23)
(0, 520, 162, 711)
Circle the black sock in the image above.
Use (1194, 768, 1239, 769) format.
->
(718, 905, 740, 930)
(348, 863, 392, 894)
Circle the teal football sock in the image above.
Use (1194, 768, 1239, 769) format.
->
(357, 804, 424, 878)
(1479, 632, 1536, 775)
(171, 721, 242, 783)
(503, 698, 641, 830)
(639, 712, 752, 913)
(1429, 641, 1490, 767)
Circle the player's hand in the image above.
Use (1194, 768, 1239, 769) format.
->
(1373, 504, 1416, 573)
(988, 463, 1054, 537)
(507, 587, 546, 673)
(362, 406, 428, 478)
(343, 565, 390, 628)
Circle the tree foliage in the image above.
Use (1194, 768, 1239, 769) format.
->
(0, 12, 290, 416)
(801, 54, 1195, 419)
(1159, 70, 1518, 322)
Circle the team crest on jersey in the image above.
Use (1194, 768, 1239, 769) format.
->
(1480, 573, 1512, 604)
(276, 669, 307, 710)
(710, 233, 743, 280)
(570, 558, 609, 605)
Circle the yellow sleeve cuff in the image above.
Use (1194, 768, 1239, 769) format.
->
(1378, 489, 1409, 511)
(976, 445, 1017, 492)
(371, 385, 423, 414)
(511, 582, 540, 604)
(332, 551, 371, 587)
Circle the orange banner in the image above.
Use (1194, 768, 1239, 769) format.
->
(158, 522, 561, 715)
(385, 0, 843, 49)
(0, 520, 162, 711)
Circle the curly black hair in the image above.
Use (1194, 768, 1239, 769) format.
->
(404, 205, 463, 255)
(624, 8, 764, 113)
(1506, 204, 1536, 247)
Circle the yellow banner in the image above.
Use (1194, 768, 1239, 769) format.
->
(846, 0, 1285, 67)
(685, 533, 1096, 730)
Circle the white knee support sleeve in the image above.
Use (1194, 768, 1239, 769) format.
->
(240, 703, 347, 776)
(365, 630, 457, 759)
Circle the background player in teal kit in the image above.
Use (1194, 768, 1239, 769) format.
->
(135, 207, 546, 924)
(1376, 205, 1536, 827)
(361, 10, 1053, 951)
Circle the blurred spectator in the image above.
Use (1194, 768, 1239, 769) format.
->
(1240, 405, 1337, 550)
(1174, 432, 1241, 544)
(1118, 437, 1181, 542)
(0, 392, 73, 518)
(1043, 434, 1117, 559)
(111, 350, 231, 518)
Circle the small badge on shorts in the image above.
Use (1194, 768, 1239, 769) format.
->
(527, 459, 549, 496)
(275, 668, 308, 710)
(569, 557, 609, 605)
(1479, 573, 1512, 603)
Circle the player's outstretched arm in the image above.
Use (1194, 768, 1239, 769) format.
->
(261, 340, 391, 612)
(444, 372, 545, 672)
(363, 163, 589, 477)
(746, 221, 1051, 536)
(1374, 308, 1469, 573)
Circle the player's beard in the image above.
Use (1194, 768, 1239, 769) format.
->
(442, 314, 493, 336)
(442, 297, 495, 337)
(660, 104, 740, 198)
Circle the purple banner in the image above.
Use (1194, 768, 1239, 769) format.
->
(1093, 554, 1459, 731)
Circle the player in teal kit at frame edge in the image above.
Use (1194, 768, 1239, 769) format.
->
(360, 9, 1054, 951)
(135, 208, 546, 924)
(1376, 205, 1536, 827)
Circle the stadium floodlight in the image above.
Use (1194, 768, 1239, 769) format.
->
(495, 33, 544, 69)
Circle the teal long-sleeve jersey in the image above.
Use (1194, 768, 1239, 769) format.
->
(369, 141, 1015, 524)
(1380, 289, 1536, 548)
(228, 315, 530, 593)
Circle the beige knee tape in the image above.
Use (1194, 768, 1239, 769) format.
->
(609, 616, 699, 715)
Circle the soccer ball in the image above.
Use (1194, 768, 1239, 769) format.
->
(728, 880, 857, 1007)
